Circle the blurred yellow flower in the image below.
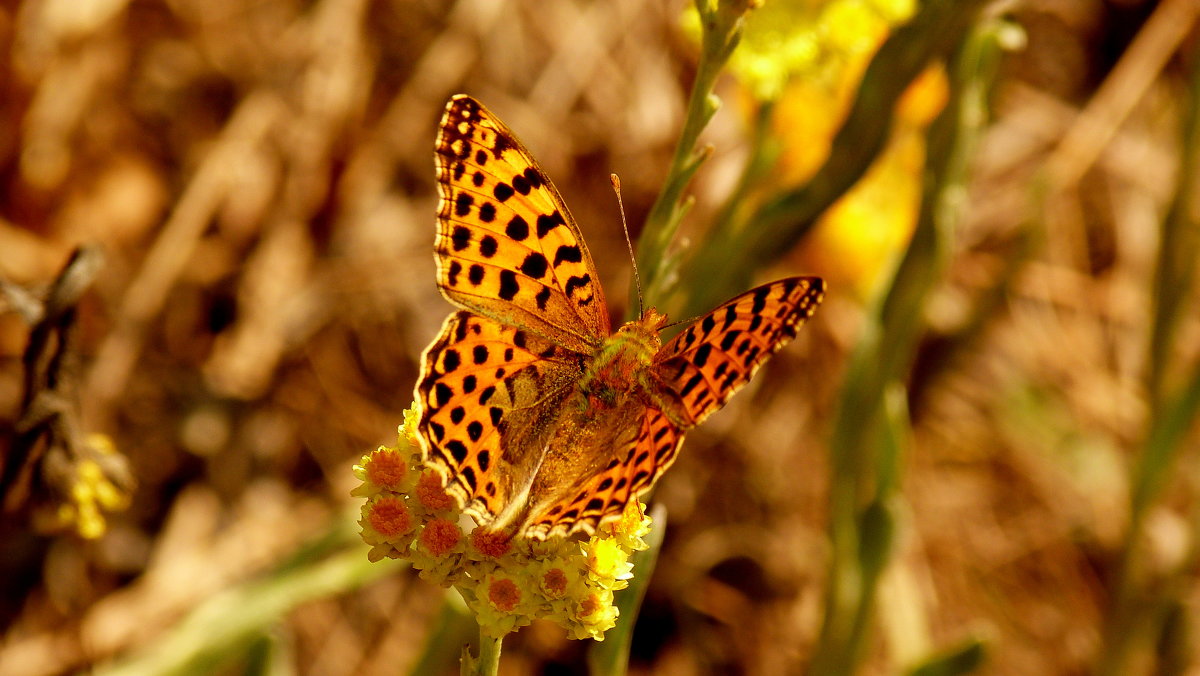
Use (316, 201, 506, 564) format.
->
(53, 434, 132, 540)
(796, 64, 948, 296)
(709, 0, 945, 297)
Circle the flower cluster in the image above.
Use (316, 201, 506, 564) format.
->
(354, 406, 652, 640)
(47, 433, 133, 539)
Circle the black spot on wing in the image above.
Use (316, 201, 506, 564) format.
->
(554, 245, 582, 267)
(506, 215, 529, 241)
(719, 330, 741, 351)
(493, 133, 510, 157)
(455, 193, 473, 217)
(466, 421, 483, 442)
(499, 270, 519, 300)
(434, 382, 453, 407)
(446, 439, 468, 463)
(512, 174, 531, 195)
(536, 211, 565, 238)
(752, 286, 770, 314)
(564, 274, 591, 298)
(442, 349, 460, 373)
(679, 373, 703, 397)
(451, 226, 470, 251)
(523, 167, 543, 188)
(520, 253, 548, 279)
(479, 235, 498, 257)
(721, 304, 737, 330)
(479, 202, 496, 222)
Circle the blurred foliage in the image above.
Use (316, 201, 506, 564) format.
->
(1, 0, 1199, 675)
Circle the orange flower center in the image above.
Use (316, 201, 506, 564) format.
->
(470, 529, 512, 558)
(420, 518, 462, 556)
(365, 449, 408, 489)
(368, 497, 413, 537)
(488, 578, 521, 612)
(542, 568, 568, 598)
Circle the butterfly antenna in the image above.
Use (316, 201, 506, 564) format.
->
(660, 315, 701, 332)
(611, 174, 644, 318)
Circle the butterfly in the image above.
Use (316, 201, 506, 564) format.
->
(415, 95, 824, 540)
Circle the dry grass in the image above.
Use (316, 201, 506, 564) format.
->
(1, 1, 1198, 674)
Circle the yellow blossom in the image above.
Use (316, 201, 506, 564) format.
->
(583, 538, 634, 590)
(354, 403, 656, 641)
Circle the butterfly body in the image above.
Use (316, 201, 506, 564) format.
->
(417, 95, 824, 540)
(579, 309, 665, 414)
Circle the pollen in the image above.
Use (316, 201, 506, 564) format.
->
(421, 518, 462, 556)
(368, 497, 413, 537)
(417, 471, 456, 511)
(365, 448, 408, 490)
(471, 529, 512, 558)
(488, 577, 521, 612)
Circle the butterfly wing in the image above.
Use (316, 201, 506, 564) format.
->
(416, 311, 585, 522)
(435, 95, 609, 354)
(522, 407, 683, 539)
(523, 277, 824, 538)
(653, 277, 825, 427)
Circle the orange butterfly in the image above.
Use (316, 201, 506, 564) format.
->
(416, 95, 823, 540)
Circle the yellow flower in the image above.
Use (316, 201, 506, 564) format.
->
(353, 404, 656, 641)
(54, 435, 132, 539)
(582, 538, 634, 590)
(465, 569, 537, 638)
(567, 589, 620, 641)
(602, 498, 652, 552)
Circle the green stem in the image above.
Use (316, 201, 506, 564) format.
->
(464, 630, 502, 676)
(810, 15, 1000, 675)
(1096, 43, 1200, 676)
(633, 0, 749, 314)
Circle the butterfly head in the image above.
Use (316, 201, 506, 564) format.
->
(634, 307, 669, 332)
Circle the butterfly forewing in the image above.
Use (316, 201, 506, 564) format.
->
(654, 278, 825, 425)
(435, 95, 609, 354)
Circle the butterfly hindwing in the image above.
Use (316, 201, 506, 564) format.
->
(435, 95, 609, 354)
(417, 311, 582, 522)
(523, 407, 683, 539)
(654, 278, 825, 426)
